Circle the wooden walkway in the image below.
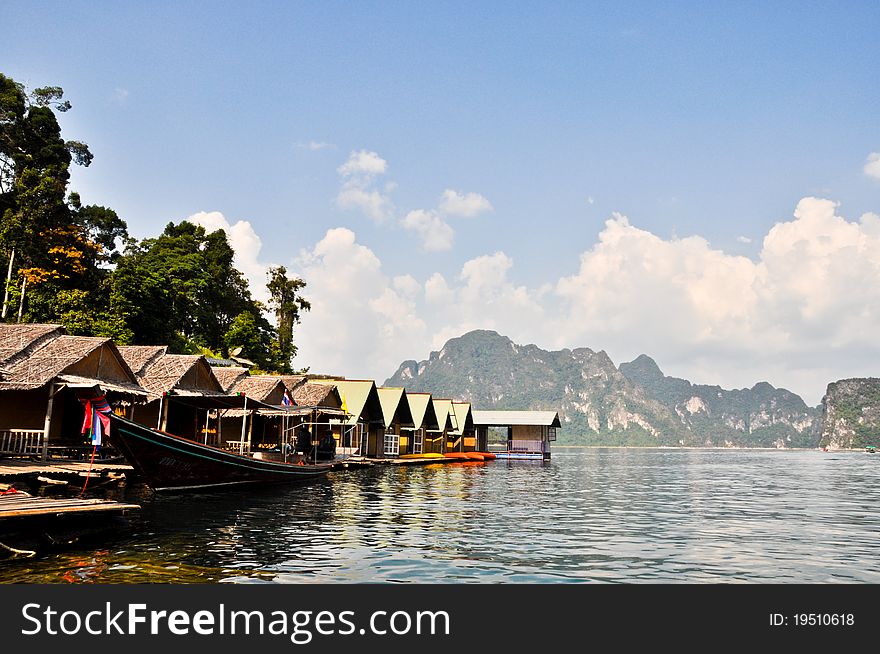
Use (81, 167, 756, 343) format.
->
(0, 492, 140, 521)
(0, 459, 133, 480)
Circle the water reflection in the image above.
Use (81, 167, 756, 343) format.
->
(3, 449, 879, 583)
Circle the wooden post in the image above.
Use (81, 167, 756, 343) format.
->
(17, 276, 26, 322)
(41, 383, 56, 461)
(239, 395, 248, 455)
(160, 395, 169, 431)
(246, 406, 254, 454)
(1, 246, 14, 319)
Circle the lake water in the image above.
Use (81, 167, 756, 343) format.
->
(3, 448, 880, 583)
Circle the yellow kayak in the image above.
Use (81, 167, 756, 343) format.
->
(399, 453, 445, 459)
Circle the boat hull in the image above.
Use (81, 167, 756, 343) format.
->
(109, 415, 331, 492)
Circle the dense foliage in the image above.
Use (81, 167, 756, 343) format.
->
(0, 73, 308, 372)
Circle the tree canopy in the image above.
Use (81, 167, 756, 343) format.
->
(0, 72, 310, 373)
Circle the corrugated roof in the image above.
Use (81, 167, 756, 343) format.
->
(450, 401, 473, 436)
(314, 379, 381, 426)
(0, 323, 64, 367)
(471, 410, 561, 428)
(377, 387, 414, 427)
(211, 366, 250, 392)
(117, 345, 167, 376)
(405, 392, 438, 431)
(432, 398, 455, 432)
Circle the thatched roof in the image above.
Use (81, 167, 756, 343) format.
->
(211, 366, 250, 392)
(229, 375, 285, 403)
(117, 345, 167, 376)
(292, 382, 341, 408)
(0, 323, 65, 367)
(0, 334, 143, 394)
(136, 354, 223, 398)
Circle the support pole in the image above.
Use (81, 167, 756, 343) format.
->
(1, 247, 14, 319)
(41, 383, 56, 461)
(239, 395, 248, 455)
(160, 395, 169, 431)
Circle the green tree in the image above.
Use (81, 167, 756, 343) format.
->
(266, 265, 310, 371)
(0, 73, 126, 325)
(109, 221, 271, 356)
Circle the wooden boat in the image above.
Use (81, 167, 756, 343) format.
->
(108, 414, 332, 493)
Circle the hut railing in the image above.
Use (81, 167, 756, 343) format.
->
(487, 439, 545, 454)
(0, 429, 45, 457)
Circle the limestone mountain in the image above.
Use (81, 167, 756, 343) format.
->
(385, 330, 822, 447)
(619, 354, 821, 447)
(386, 330, 688, 446)
(819, 378, 880, 450)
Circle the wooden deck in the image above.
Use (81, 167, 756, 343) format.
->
(0, 459, 133, 479)
(0, 492, 140, 521)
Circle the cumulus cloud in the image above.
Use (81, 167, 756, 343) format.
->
(288, 196, 880, 403)
(551, 198, 880, 402)
(438, 189, 493, 217)
(297, 141, 335, 151)
(865, 152, 880, 180)
(186, 211, 272, 303)
(401, 209, 455, 251)
(293, 228, 426, 377)
(335, 150, 393, 222)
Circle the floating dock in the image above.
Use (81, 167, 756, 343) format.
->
(0, 492, 140, 521)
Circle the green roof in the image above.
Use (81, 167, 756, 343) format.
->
(406, 392, 438, 430)
(315, 379, 380, 426)
(377, 387, 414, 427)
(450, 401, 473, 436)
(432, 398, 455, 432)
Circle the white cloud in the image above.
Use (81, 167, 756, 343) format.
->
(551, 198, 880, 402)
(401, 209, 455, 251)
(438, 189, 493, 217)
(297, 141, 335, 151)
(185, 211, 272, 303)
(294, 228, 426, 377)
(287, 196, 880, 403)
(335, 150, 393, 222)
(337, 150, 387, 177)
(865, 152, 880, 180)
(737, 236, 752, 244)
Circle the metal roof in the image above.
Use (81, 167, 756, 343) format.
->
(471, 410, 561, 428)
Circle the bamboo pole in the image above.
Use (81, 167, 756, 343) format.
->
(1, 247, 14, 319)
(16, 276, 26, 322)
(239, 395, 248, 455)
(41, 383, 56, 461)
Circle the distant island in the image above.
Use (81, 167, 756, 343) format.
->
(385, 330, 879, 449)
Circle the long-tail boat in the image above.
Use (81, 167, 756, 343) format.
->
(109, 414, 332, 493)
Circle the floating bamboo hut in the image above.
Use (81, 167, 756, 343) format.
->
(403, 392, 440, 455)
(448, 401, 475, 452)
(471, 410, 560, 459)
(376, 387, 415, 458)
(1, 326, 146, 460)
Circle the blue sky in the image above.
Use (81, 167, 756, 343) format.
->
(3, 1, 879, 403)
